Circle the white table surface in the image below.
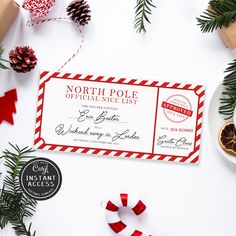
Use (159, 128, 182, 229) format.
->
(1, 0, 236, 235)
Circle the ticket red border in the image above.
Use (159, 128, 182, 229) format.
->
(34, 71, 205, 164)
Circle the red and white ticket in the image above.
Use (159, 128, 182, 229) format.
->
(34, 71, 205, 164)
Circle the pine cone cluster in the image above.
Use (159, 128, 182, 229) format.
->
(67, 0, 91, 26)
(9, 46, 37, 73)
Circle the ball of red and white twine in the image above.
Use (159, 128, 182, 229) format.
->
(103, 193, 152, 236)
(22, 0, 56, 18)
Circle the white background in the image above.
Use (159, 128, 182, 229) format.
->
(1, 0, 236, 235)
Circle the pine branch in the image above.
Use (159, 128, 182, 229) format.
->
(0, 144, 37, 236)
(197, 0, 236, 33)
(134, 0, 156, 33)
(0, 45, 9, 69)
(219, 59, 236, 120)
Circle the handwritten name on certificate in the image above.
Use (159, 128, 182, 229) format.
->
(34, 72, 205, 164)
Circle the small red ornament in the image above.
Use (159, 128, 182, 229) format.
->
(9, 46, 37, 73)
(0, 89, 18, 125)
(22, 0, 56, 17)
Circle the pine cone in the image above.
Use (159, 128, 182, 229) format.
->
(67, 0, 91, 26)
(9, 46, 37, 73)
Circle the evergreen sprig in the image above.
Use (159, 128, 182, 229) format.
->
(134, 0, 156, 33)
(0, 144, 37, 236)
(219, 59, 236, 120)
(0, 46, 9, 69)
(197, 0, 236, 33)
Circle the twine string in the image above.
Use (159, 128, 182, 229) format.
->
(26, 16, 84, 71)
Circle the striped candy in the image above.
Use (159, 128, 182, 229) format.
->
(104, 194, 151, 236)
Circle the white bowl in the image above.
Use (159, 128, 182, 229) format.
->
(209, 82, 236, 164)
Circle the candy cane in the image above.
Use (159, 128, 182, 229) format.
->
(103, 193, 152, 236)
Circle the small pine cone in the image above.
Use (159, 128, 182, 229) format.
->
(9, 46, 37, 73)
(67, 0, 91, 26)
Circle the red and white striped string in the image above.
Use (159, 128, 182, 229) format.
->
(22, 0, 84, 71)
(26, 16, 69, 27)
(103, 193, 152, 236)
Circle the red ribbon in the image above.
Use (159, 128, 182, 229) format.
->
(121, 193, 128, 206)
(132, 200, 146, 216)
(106, 200, 119, 212)
(108, 221, 127, 234)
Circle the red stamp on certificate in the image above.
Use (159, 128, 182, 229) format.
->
(162, 94, 193, 123)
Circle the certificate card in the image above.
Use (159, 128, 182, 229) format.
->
(34, 71, 205, 164)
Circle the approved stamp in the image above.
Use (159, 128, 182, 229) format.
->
(162, 94, 193, 123)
